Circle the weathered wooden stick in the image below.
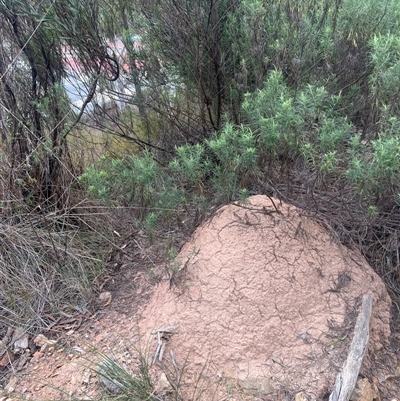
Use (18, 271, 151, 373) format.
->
(152, 325, 178, 334)
(329, 294, 373, 401)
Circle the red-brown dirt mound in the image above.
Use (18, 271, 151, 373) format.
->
(140, 195, 391, 399)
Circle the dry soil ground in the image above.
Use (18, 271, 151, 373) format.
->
(1, 197, 400, 401)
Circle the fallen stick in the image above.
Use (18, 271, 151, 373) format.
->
(152, 326, 178, 334)
(329, 293, 373, 401)
(152, 326, 178, 364)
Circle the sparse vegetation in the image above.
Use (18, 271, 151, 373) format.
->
(0, 207, 108, 332)
(95, 353, 154, 399)
(1, 0, 400, 398)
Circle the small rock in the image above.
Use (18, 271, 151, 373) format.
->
(295, 392, 310, 401)
(154, 372, 172, 394)
(350, 378, 380, 401)
(11, 328, 28, 354)
(33, 334, 57, 352)
(0, 351, 15, 370)
(238, 377, 274, 397)
(99, 292, 112, 306)
(82, 370, 91, 384)
(0, 340, 7, 354)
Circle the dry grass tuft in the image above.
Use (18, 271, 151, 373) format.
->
(0, 211, 105, 334)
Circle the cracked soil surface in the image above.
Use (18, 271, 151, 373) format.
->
(2, 195, 399, 400)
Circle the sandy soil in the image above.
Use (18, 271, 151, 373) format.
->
(1, 196, 399, 401)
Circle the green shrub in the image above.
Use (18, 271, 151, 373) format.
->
(242, 70, 353, 169)
(207, 124, 258, 201)
(79, 122, 261, 232)
(79, 150, 166, 210)
(169, 143, 209, 188)
(346, 132, 400, 197)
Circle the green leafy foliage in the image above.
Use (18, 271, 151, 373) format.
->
(79, 124, 259, 231)
(369, 33, 400, 111)
(347, 136, 400, 197)
(169, 144, 209, 188)
(242, 71, 352, 167)
(207, 124, 258, 201)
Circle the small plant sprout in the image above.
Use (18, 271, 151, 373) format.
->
(367, 205, 378, 218)
(238, 188, 250, 204)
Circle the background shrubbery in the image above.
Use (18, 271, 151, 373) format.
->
(1, 0, 400, 338)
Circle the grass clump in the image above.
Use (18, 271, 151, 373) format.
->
(96, 354, 154, 399)
(0, 212, 104, 334)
